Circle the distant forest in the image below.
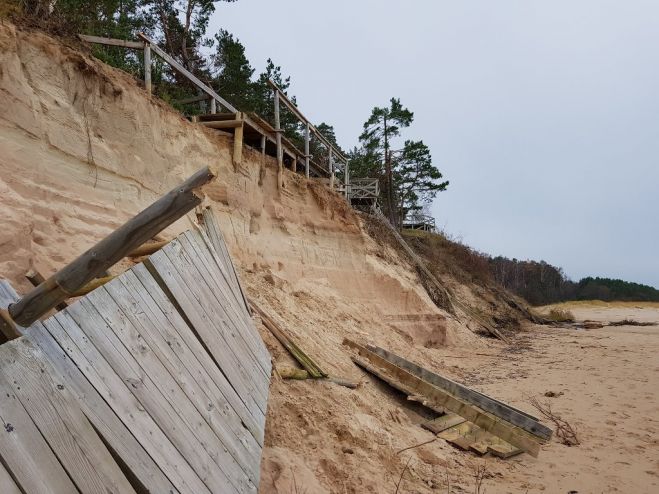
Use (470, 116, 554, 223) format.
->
(489, 257, 659, 306)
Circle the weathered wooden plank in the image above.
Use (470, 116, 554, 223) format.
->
(1, 337, 136, 494)
(0, 457, 21, 494)
(47, 310, 211, 494)
(79, 34, 145, 49)
(131, 263, 265, 445)
(80, 290, 254, 493)
(26, 326, 178, 493)
(181, 232, 271, 374)
(104, 275, 261, 484)
(345, 339, 542, 457)
(366, 345, 551, 440)
(421, 414, 466, 434)
(0, 283, 177, 493)
(8, 166, 215, 329)
(0, 367, 78, 494)
(148, 247, 268, 417)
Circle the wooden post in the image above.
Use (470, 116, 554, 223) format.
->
(291, 156, 297, 172)
(345, 159, 350, 199)
(4, 167, 215, 331)
(274, 89, 283, 188)
(233, 112, 244, 169)
(304, 123, 310, 178)
(260, 135, 266, 155)
(210, 98, 217, 114)
(143, 42, 152, 96)
(328, 148, 334, 190)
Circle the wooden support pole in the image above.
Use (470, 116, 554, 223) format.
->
(260, 135, 266, 155)
(5, 167, 215, 331)
(328, 148, 335, 190)
(273, 89, 283, 189)
(304, 123, 310, 178)
(210, 98, 217, 114)
(345, 159, 350, 199)
(291, 156, 297, 172)
(143, 42, 152, 96)
(233, 112, 244, 169)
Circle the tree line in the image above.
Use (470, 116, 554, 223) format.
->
(9, 0, 450, 222)
(489, 257, 659, 305)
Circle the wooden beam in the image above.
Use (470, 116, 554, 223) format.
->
(78, 34, 144, 50)
(367, 345, 552, 440)
(137, 33, 237, 113)
(6, 167, 215, 331)
(200, 119, 243, 129)
(343, 339, 543, 457)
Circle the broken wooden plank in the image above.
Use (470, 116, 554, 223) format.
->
(250, 299, 327, 379)
(48, 309, 212, 494)
(131, 264, 265, 445)
(0, 338, 136, 494)
(345, 339, 542, 457)
(488, 442, 523, 459)
(366, 344, 552, 441)
(422, 414, 466, 434)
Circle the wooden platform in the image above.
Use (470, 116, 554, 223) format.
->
(0, 227, 271, 493)
(198, 112, 331, 178)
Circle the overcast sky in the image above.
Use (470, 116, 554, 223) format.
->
(210, 0, 659, 288)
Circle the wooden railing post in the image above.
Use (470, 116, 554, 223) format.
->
(143, 42, 151, 96)
(233, 112, 244, 169)
(328, 148, 334, 190)
(273, 89, 283, 188)
(304, 123, 310, 178)
(345, 159, 350, 199)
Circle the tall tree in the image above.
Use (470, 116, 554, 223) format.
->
(359, 98, 413, 223)
(211, 29, 255, 109)
(395, 139, 449, 225)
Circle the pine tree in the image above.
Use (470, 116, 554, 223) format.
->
(211, 29, 255, 110)
(395, 140, 449, 225)
(359, 98, 413, 223)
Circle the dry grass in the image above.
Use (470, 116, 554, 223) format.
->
(542, 308, 575, 323)
(607, 319, 656, 327)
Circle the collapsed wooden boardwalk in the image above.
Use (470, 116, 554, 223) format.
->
(0, 226, 271, 493)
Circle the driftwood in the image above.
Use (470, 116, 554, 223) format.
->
(3, 167, 214, 335)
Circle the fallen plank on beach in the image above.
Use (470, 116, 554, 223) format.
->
(344, 338, 545, 457)
(366, 344, 552, 441)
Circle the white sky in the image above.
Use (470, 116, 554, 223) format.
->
(209, 0, 659, 288)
